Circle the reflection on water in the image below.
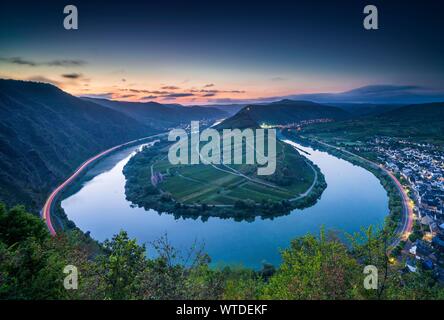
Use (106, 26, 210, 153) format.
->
(62, 139, 389, 269)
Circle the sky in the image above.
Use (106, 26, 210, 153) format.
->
(0, 0, 443, 105)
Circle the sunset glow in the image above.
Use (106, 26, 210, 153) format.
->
(1, 2, 443, 105)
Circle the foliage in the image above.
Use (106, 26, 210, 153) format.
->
(0, 204, 89, 299)
(262, 229, 360, 299)
(0, 79, 154, 210)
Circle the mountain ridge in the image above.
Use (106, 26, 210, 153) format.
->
(218, 99, 350, 128)
(83, 97, 228, 129)
(0, 79, 155, 210)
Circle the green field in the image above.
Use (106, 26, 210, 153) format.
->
(151, 138, 315, 205)
(123, 130, 323, 207)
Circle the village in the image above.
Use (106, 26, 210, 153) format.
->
(352, 136, 444, 283)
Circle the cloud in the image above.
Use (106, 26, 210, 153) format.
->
(190, 89, 245, 94)
(227, 90, 245, 94)
(161, 85, 180, 90)
(118, 94, 136, 98)
(119, 86, 246, 100)
(123, 89, 170, 95)
(163, 93, 195, 98)
(141, 95, 158, 99)
(208, 98, 244, 104)
(62, 73, 83, 79)
(0, 56, 87, 67)
(345, 84, 422, 95)
(46, 59, 86, 67)
(0, 57, 37, 66)
(271, 77, 287, 81)
(27, 76, 61, 86)
(204, 83, 215, 88)
(81, 93, 114, 99)
(121, 88, 199, 98)
(191, 89, 215, 93)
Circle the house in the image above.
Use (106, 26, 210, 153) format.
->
(432, 235, 444, 251)
(415, 240, 433, 258)
(422, 259, 434, 270)
(420, 215, 434, 226)
(410, 240, 434, 259)
(409, 244, 417, 255)
(150, 172, 164, 187)
(406, 258, 417, 273)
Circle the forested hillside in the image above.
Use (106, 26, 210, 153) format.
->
(84, 98, 228, 129)
(300, 102, 444, 145)
(220, 100, 349, 127)
(0, 79, 154, 210)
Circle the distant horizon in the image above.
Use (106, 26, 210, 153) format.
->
(3, 77, 444, 106)
(1, 1, 444, 105)
(80, 83, 444, 106)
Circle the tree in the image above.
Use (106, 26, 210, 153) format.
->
(94, 230, 147, 299)
(223, 268, 263, 300)
(0, 204, 48, 246)
(0, 203, 91, 299)
(349, 225, 399, 299)
(262, 229, 359, 299)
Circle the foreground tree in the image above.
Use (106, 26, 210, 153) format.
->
(261, 229, 360, 299)
(349, 225, 396, 299)
(93, 231, 147, 299)
(0, 204, 89, 299)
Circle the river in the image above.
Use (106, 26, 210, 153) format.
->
(61, 139, 389, 269)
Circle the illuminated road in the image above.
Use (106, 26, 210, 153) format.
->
(385, 169, 414, 247)
(309, 138, 414, 247)
(42, 133, 166, 236)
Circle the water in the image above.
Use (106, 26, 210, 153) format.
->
(61, 139, 389, 269)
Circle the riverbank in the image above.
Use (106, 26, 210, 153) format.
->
(282, 129, 412, 250)
(42, 134, 166, 235)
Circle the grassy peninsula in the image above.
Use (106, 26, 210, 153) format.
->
(123, 135, 326, 220)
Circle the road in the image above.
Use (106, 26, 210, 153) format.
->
(309, 138, 414, 247)
(279, 138, 319, 201)
(385, 169, 414, 247)
(42, 133, 166, 236)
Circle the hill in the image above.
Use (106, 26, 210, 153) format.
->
(197, 103, 247, 116)
(327, 103, 404, 116)
(378, 102, 444, 122)
(299, 102, 444, 145)
(283, 85, 444, 104)
(218, 100, 349, 128)
(214, 107, 260, 129)
(83, 98, 228, 129)
(0, 79, 155, 209)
